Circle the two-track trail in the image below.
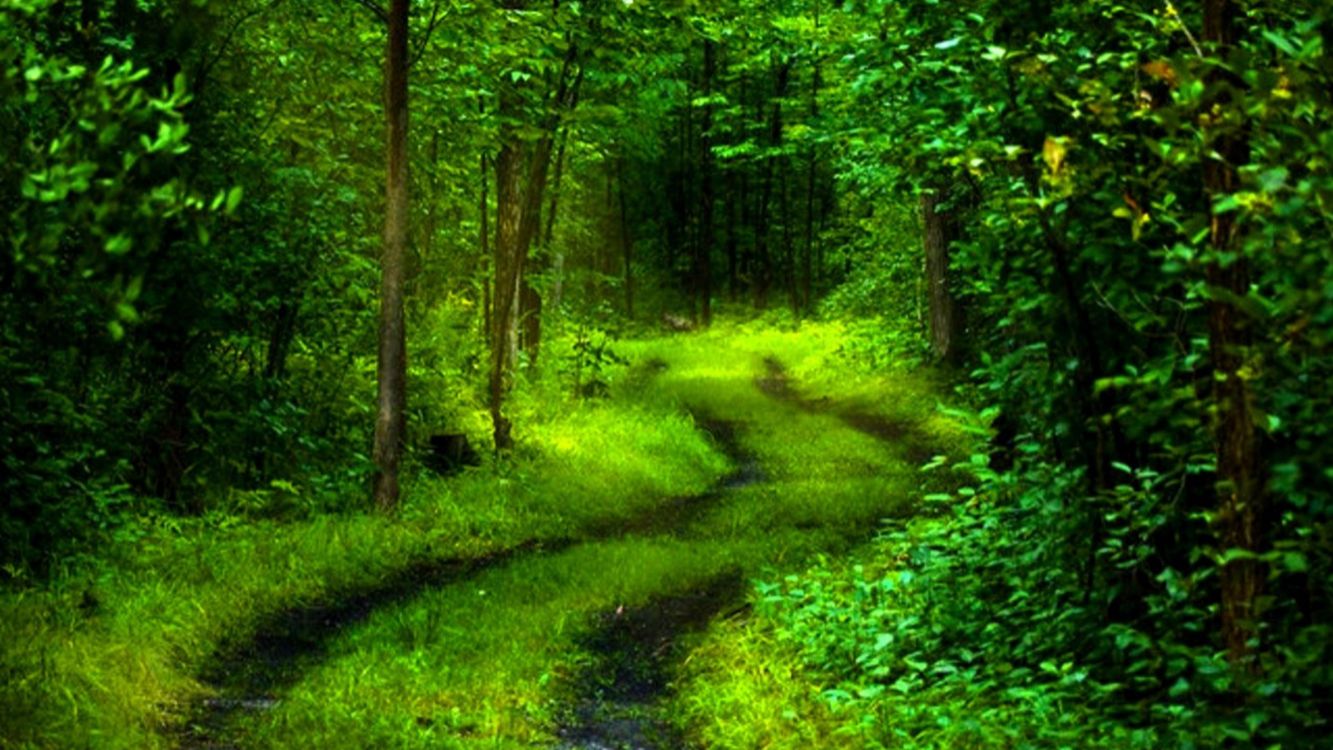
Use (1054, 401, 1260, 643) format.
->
(183, 335, 944, 750)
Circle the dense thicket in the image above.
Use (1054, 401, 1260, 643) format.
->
(3, 0, 1329, 744)
(758, 0, 1333, 744)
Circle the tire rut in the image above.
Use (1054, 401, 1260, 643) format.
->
(757, 356, 942, 465)
(553, 418, 762, 750)
(179, 413, 758, 750)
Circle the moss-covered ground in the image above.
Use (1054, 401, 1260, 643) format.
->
(1, 319, 964, 749)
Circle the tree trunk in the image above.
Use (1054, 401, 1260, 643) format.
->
(515, 68, 580, 367)
(801, 0, 820, 312)
(487, 27, 581, 451)
(372, 0, 409, 510)
(753, 59, 791, 309)
(921, 187, 958, 363)
(619, 157, 634, 319)
(480, 151, 492, 348)
(696, 40, 716, 326)
(1203, 0, 1265, 666)
(782, 158, 799, 316)
(726, 169, 740, 301)
(490, 137, 523, 451)
(546, 126, 571, 311)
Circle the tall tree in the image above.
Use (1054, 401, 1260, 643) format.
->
(488, 2, 582, 450)
(695, 38, 716, 326)
(1202, 0, 1265, 665)
(372, 0, 410, 509)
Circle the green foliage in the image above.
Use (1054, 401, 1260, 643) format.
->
(1, 2, 204, 570)
(691, 1, 1333, 747)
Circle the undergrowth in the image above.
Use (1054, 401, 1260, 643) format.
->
(0, 368, 723, 750)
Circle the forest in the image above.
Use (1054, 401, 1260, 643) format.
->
(2, 0, 1331, 747)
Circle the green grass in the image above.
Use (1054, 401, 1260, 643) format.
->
(672, 615, 865, 750)
(0, 318, 963, 750)
(0, 390, 723, 749)
(232, 319, 963, 748)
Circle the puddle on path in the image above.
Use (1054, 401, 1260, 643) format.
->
(556, 574, 746, 750)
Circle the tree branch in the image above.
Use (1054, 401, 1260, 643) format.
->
(409, 0, 443, 67)
(197, 0, 286, 90)
(348, 0, 387, 24)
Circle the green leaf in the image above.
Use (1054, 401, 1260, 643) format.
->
(105, 234, 132, 256)
(225, 186, 243, 214)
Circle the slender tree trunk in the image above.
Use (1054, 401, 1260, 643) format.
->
(515, 67, 581, 366)
(520, 286, 541, 358)
(680, 82, 696, 320)
(801, 0, 820, 312)
(515, 137, 558, 365)
(546, 126, 571, 311)
(697, 39, 716, 326)
(619, 157, 634, 319)
(488, 34, 580, 450)
(726, 169, 739, 302)
(480, 151, 492, 347)
(154, 336, 192, 510)
(372, 0, 409, 510)
(1203, 0, 1265, 666)
(782, 158, 798, 316)
(921, 187, 958, 363)
(754, 59, 791, 309)
(489, 136, 523, 451)
(265, 301, 297, 380)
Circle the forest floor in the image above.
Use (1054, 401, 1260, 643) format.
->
(1, 320, 965, 750)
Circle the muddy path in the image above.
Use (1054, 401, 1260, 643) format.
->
(557, 573, 747, 750)
(180, 351, 918, 750)
(179, 543, 558, 748)
(180, 413, 758, 749)
(555, 418, 763, 750)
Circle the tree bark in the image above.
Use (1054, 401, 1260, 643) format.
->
(545, 126, 571, 311)
(619, 156, 634, 319)
(372, 0, 409, 510)
(1203, 0, 1265, 666)
(696, 39, 716, 326)
(488, 24, 581, 450)
(489, 136, 523, 451)
(480, 151, 492, 348)
(515, 64, 581, 367)
(726, 169, 740, 302)
(753, 58, 791, 308)
(782, 157, 798, 316)
(802, 62, 820, 313)
(921, 187, 958, 363)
